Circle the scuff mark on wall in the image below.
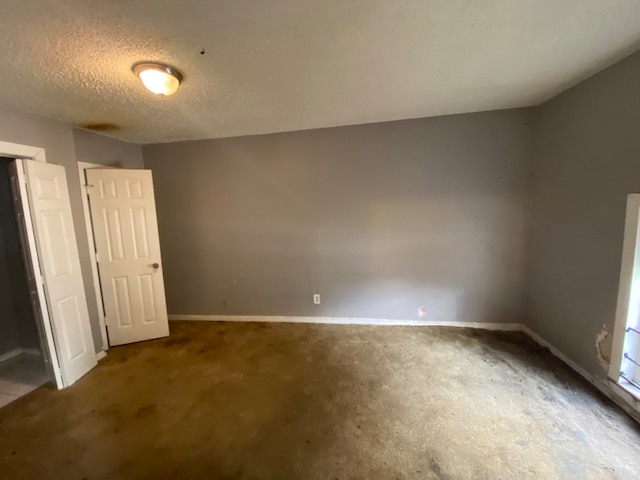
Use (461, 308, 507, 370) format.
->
(595, 324, 611, 371)
(418, 307, 427, 318)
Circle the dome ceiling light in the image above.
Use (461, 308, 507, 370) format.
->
(132, 62, 183, 96)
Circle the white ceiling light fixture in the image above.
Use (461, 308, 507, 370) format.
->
(132, 63, 183, 96)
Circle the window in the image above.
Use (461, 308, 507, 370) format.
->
(610, 194, 640, 396)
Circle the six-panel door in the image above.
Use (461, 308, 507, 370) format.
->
(23, 160, 97, 386)
(86, 169, 169, 346)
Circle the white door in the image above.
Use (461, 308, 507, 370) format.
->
(22, 160, 97, 386)
(8, 160, 63, 388)
(86, 169, 169, 346)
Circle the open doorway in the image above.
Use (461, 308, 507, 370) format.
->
(0, 157, 50, 407)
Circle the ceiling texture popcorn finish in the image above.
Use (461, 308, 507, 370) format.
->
(0, 1, 639, 144)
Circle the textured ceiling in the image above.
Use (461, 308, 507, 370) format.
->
(0, 1, 639, 144)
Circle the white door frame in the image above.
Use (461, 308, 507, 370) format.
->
(609, 194, 640, 400)
(0, 140, 63, 388)
(0, 141, 47, 163)
(78, 161, 113, 355)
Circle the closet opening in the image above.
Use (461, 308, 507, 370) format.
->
(0, 157, 51, 407)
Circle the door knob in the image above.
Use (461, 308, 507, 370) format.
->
(152, 263, 160, 269)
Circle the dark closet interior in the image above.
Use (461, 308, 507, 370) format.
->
(0, 158, 49, 407)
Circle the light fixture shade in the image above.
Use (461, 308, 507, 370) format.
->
(133, 63, 183, 96)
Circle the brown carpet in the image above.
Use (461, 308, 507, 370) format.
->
(0, 321, 639, 479)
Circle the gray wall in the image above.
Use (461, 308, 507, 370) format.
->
(73, 128, 144, 168)
(527, 50, 640, 379)
(0, 105, 143, 353)
(143, 110, 532, 323)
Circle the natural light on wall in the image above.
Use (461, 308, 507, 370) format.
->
(133, 63, 183, 96)
(609, 194, 640, 398)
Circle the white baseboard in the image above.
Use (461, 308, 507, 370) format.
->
(521, 326, 594, 379)
(95, 350, 107, 361)
(168, 314, 522, 331)
(0, 347, 42, 363)
(21, 348, 41, 356)
(0, 348, 22, 363)
(522, 325, 640, 421)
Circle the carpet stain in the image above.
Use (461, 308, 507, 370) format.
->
(430, 459, 447, 480)
(0, 321, 639, 480)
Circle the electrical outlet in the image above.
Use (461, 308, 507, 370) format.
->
(313, 294, 321, 305)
